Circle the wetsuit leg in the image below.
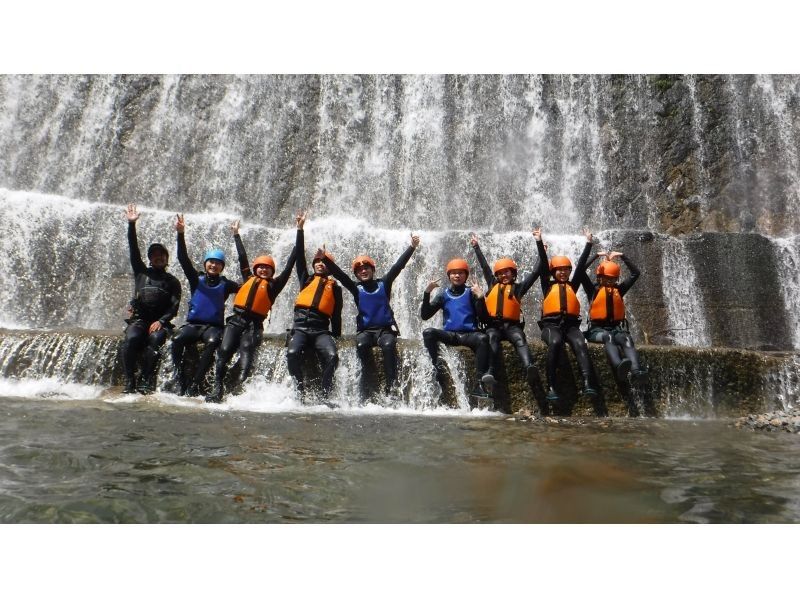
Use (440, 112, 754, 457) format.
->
(120, 320, 148, 390)
(377, 330, 399, 391)
(314, 332, 339, 397)
(170, 324, 203, 393)
(614, 330, 642, 375)
(192, 325, 222, 387)
(208, 320, 244, 402)
(422, 328, 445, 365)
(540, 324, 564, 391)
(597, 328, 623, 370)
(455, 331, 490, 377)
(565, 325, 596, 391)
(236, 325, 262, 387)
(486, 327, 503, 377)
(139, 327, 169, 393)
(286, 329, 309, 390)
(506, 325, 546, 406)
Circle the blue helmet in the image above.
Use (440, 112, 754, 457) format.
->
(203, 249, 226, 267)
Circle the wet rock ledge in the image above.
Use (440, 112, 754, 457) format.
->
(735, 408, 800, 434)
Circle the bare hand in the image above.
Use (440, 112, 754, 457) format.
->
(425, 278, 441, 293)
(469, 232, 479, 247)
(296, 210, 307, 230)
(532, 227, 542, 242)
(410, 233, 420, 248)
(470, 277, 484, 298)
(582, 227, 593, 243)
(175, 213, 185, 233)
(126, 203, 140, 223)
(148, 321, 163, 334)
(609, 251, 624, 260)
(230, 219, 240, 235)
(597, 251, 608, 258)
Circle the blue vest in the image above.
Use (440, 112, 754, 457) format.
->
(443, 287, 477, 332)
(357, 281, 394, 330)
(187, 275, 228, 326)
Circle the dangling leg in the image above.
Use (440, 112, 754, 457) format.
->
(139, 327, 169, 394)
(208, 321, 243, 403)
(189, 325, 222, 395)
(377, 330, 399, 394)
(565, 325, 597, 395)
(120, 321, 147, 393)
(541, 324, 564, 400)
(234, 324, 263, 392)
(170, 324, 202, 395)
(356, 330, 378, 401)
(314, 332, 339, 399)
(286, 329, 308, 394)
(615, 330, 647, 383)
(507, 325, 547, 413)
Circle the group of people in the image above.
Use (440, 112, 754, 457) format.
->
(120, 204, 646, 413)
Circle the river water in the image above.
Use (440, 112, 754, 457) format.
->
(2, 387, 799, 524)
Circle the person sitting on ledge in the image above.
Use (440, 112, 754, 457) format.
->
(120, 203, 181, 394)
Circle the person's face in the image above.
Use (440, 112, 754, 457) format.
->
(448, 270, 467, 286)
(204, 259, 224, 276)
(313, 260, 328, 276)
(496, 268, 515, 284)
(553, 267, 571, 282)
(149, 250, 168, 269)
(355, 263, 374, 282)
(254, 264, 273, 279)
(599, 275, 617, 287)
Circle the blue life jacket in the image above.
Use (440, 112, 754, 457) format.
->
(187, 275, 228, 326)
(357, 280, 395, 330)
(443, 287, 477, 332)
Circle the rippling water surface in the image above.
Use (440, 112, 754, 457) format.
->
(1, 391, 799, 523)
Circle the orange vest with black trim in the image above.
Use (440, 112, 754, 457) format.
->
(485, 283, 522, 322)
(542, 283, 581, 317)
(233, 277, 273, 317)
(295, 275, 336, 317)
(589, 286, 625, 323)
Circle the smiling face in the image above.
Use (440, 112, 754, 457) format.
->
(254, 264, 274, 279)
(553, 267, 571, 283)
(496, 268, 516, 285)
(355, 263, 375, 282)
(448, 270, 468, 286)
(204, 259, 224, 276)
(149, 249, 168, 269)
(313, 260, 329, 276)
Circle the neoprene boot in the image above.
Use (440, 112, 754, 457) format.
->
(206, 380, 224, 404)
(481, 373, 496, 396)
(123, 377, 137, 394)
(615, 358, 632, 384)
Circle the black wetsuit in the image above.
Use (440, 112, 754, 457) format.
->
(120, 221, 181, 393)
(581, 254, 644, 379)
(473, 243, 546, 405)
(207, 235, 296, 402)
(420, 283, 491, 391)
(170, 231, 240, 395)
(286, 229, 343, 398)
(536, 238, 595, 394)
(324, 244, 415, 393)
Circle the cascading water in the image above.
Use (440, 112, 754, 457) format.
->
(1, 74, 799, 414)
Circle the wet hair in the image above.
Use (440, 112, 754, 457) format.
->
(147, 243, 169, 259)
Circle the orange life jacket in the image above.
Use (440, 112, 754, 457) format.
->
(589, 286, 625, 323)
(542, 283, 581, 317)
(294, 275, 336, 317)
(233, 277, 273, 317)
(485, 283, 522, 322)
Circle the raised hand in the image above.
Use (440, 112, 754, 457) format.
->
(230, 219, 240, 235)
(126, 203, 140, 223)
(296, 210, 307, 230)
(175, 213, 185, 233)
(425, 278, 441, 293)
(469, 277, 484, 298)
(469, 232, 479, 247)
(609, 251, 624, 260)
(532, 227, 542, 242)
(597, 250, 608, 258)
(582, 227, 593, 243)
(411, 233, 420, 248)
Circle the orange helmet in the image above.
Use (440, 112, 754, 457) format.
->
(352, 255, 376, 272)
(253, 255, 275, 271)
(446, 258, 470, 275)
(596, 260, 621, 278)
(493, 257, 518, 274)
(549, 255, 572, 272)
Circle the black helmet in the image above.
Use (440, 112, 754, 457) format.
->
(147, 243, 169, 259)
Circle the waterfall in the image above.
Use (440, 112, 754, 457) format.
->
(660, 236, 711, 347)
(772, 235, 800, 350)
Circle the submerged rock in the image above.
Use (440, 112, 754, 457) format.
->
(735, 407, 800, 433)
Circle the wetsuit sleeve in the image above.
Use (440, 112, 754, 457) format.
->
(536, 239, 551, 294)
(472, 243, 495, 287)
(225, 278, 240, 297)
(515, 260, 541, 298)
(570, 241, 593, 291)
(268, 247, 298, 300)
(234, 234, 252, 281)
(128, 222, 146, 275)
(580, 275, 597, 302)
(176, 232, 199, 291)
(473, 293, 488, 322)
(618, 255, 641, 297)
(323, 255, 359, 298)
(331, 284, 343, 337)
(295, 229, 310, 286)
(420, 290, 444, 320)
(383, 245, 416, 295)
(157, 276, 182, 326)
